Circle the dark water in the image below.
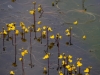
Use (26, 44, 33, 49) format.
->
(0, 0, 100, 75)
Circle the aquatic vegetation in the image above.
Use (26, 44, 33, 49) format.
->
(1, 0, 99, 75)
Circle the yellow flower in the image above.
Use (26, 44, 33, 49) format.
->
(29, 10, 35, 15)
(3, 30, 7, 34)
(10, 71, 15, 75)
(77, 61, 82, 67)
(19, 58, 22, 61)
(43, 53, 50, 59)
(42, 31, 46, 35)
(68, 59, 72, 63)
(48, 27, 53, 31)
(84, 68, 89, 73)
(44, 67, 47, 71)
(65, 29, 69, 33)
(66, 32, 70, 36)
(58, 54, 63, 59)
(22, 26, 26, 30)
(24, 50, 28, 54)
(21, 52, 25, 56)
(36, 28, 41, 32)
(50, 35, 55, 39)
(25, 28, 29, 33)
(68, 67, 72, 71)
(20, 22, 25, 27)
(15, 30, 19, 35)
(63, 56, 66, 59)
(43, 26, 47, 30)
(38, 7, 42, 12)
(73, 21, 78, 25)
(59, 71, 63, 75)
(68, 55, 72, 59)
(56, 33, 62, 39)
(83, 35, 86, 39)
(66, 65, 70, 69)
(37, 21, 42, 25)
(62, 60, 66, 65)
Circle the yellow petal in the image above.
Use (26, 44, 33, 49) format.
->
(21, 52, 25, 56)
(50, 35, 55, 39)
(24, 50, 28, 54)
(65, 29, 69, 33)
(37, 21, 42, 25)
(10, 71, 15, 75)
(48, 27, 53, 31)
(36, 28, 41, 32)
(83, 35, 86, 39)
(84, 68, 89, 72)
(15, 30, 19, 35)
(58, 54, 63, 59)
(43, 26, 47, 30)
(73, 21, 78, 25)
(19, 58, 22, 61)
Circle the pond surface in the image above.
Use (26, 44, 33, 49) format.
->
(0, 0, 100, 75)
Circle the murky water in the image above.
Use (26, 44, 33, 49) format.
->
(0, 0, 100, 75)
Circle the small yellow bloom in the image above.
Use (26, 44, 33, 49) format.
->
(68, 55, 72, 59)
(58, 54, 63, 59)
(20, 22, 25, 27)
(65, 29, 69, 33)
(68, 59, 72, 63)
(19, 58, 22, 61)
(15, 30, 19, 35)
(25, 28, 29, 33)
(44, 67, 47, 71)
(59, 71, 63, 75)
(43, 26, 46, 30)
(84, 68, 89, 73)
(43, 53, 50, 59)
(38, 7, 42, 12)
(10, 71, 15, 75)
(42, 31, 46, 35)
(48, 27, 53, 31)
(21, 52, 25, 56)
(66, 65, 70, 69)
(29, 10, 35, 15)
(66, 32, 70, 36)
(37, 21, 42, 25)
(3, 30, 7, 34)
(83, 35, 86, 39)
(36, 28, 41, 32)
(73, 21, 78, 25)
(77, 61, 82, 67)
(24, 50, 28, 54)
(50, 35, 55, 39)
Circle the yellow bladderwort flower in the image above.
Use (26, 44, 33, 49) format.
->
(42, 31, 46, 35)
(66, 65, 70, 69)
(20, 22, 25, 27)
(68, 59, 72, 63)
(36, 28, 41, 32)
(65, 29, 69, 33)
(56, 33, 62, 39)
(15, 30, 19, 35)
(37, 21, 42, 25)
(68, 55, 72, 59)
(38, 7, 42, 12)
(24, 50, 28, 54)
(50, 35, 55, 39)
(3, 30, 7, 34)
(43, 26, 47, 30)
(48, 27, 53, 31)
(44, 67, 47, 71)
(84, 68, 89, 73)
(58, 54, 63, 59)
(19, 58, 22, 61)
(29, 10, 35, 15)
(73, 21, 78, 25)
(66, 32, 70, 36)
(68, 67, 72, 71)
(59, 71, 63, 75)
(10, 71, 15, 75)
(77, 61, 82, 67)
(24, 28, 29, 33)
(21, 52, 25, 56)
(83, 35, 86, 40)
(43, 53, 50, 59)
(62, 60, 66, 65)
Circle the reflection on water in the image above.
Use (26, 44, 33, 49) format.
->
(0, 0, 100, 75)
